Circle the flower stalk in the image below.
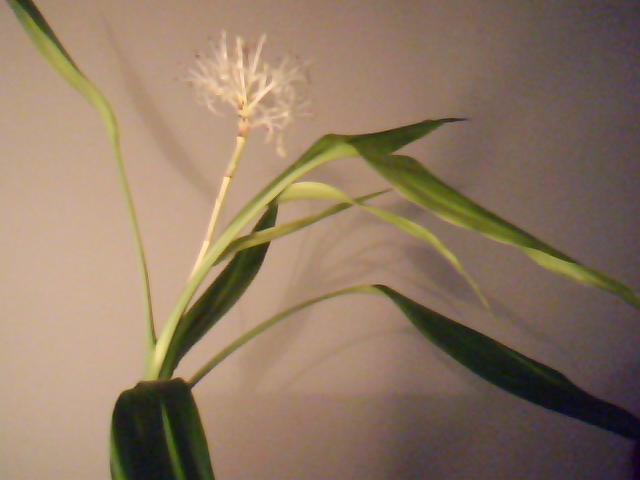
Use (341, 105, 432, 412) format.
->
(148, 31, 310, 379)
(189, 134, 247, 278)
(187, 31, 309, 278)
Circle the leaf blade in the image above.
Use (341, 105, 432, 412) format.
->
(375, 285, 640, 439)
(204, 118, 465, 273)
(277, 181, 491, 311)
(151, 118, 464, 378)
(192, 284, 640, 439)
(110, 379, 215, 480)
(218, 189, 388, 262)
(357, 151, 640, 308)
(159, 204, 278, 378)
(8, 0, 157, 345)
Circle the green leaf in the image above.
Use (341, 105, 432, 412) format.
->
(7, 0, 103, 104)
(192, 285, 640, 439)
(110, 379, 215, 480)
(149, 118, 464, 379)
(357, 151, 640, 309)
(8, 0, 156, 346)
(376, 285, 640, 439)
(159, 204, 278, 378)
(188, 285, 378, 385)
(218, 189, 388, 263)
(203, 118, 464, 275)
(278, 181, 490, 311)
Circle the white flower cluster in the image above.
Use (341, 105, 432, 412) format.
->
(188, 32, 309, 156)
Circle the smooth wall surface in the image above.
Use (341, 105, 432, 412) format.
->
(1, 1, 639, 479)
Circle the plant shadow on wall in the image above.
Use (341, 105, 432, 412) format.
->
(200, 390, 634, 479)
(231, 218, 387, 391)
(102, 17, 214, 201)
(263, 195, 521, 375)
(230, 205, 461, 393)
(6, 1, 640, 480)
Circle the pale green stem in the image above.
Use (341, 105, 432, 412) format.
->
(111, 118, 156, 351)
(188, 285, 380, 387)
(189, 135, 247, 279)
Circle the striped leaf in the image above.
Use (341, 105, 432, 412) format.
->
(111, 379, 214, 480)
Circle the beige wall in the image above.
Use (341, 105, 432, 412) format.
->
(1, 1, 639, 478)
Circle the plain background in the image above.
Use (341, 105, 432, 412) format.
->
(1, 1, 639, 478)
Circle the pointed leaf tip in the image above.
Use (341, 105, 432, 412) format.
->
(359, 151, 639, 310)
(374, 284, 640, 439)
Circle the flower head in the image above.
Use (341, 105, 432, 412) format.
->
(188, 31, 309, 156)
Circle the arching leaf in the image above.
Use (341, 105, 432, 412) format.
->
(151, 118, 464, 378)
(8, 0, 156, 346)
(357, 151, 640, 309)
(192, 285, 640, 439)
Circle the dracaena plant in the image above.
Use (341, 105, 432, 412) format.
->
(7, 1, 640, 479)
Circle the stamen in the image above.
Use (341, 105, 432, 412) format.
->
(187, 31, 309, 156)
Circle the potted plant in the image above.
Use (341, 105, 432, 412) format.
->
(6, 1, 639, 478)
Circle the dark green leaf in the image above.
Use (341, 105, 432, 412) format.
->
(189, 282, 640, 439)
(358, 151, 639, 309)
(110, 379, 214, 480)
(375, 284, 640, 439)
(338, 117, 464, 158)
(7, 0, 75, 65)
(159, 204, 278, 378)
